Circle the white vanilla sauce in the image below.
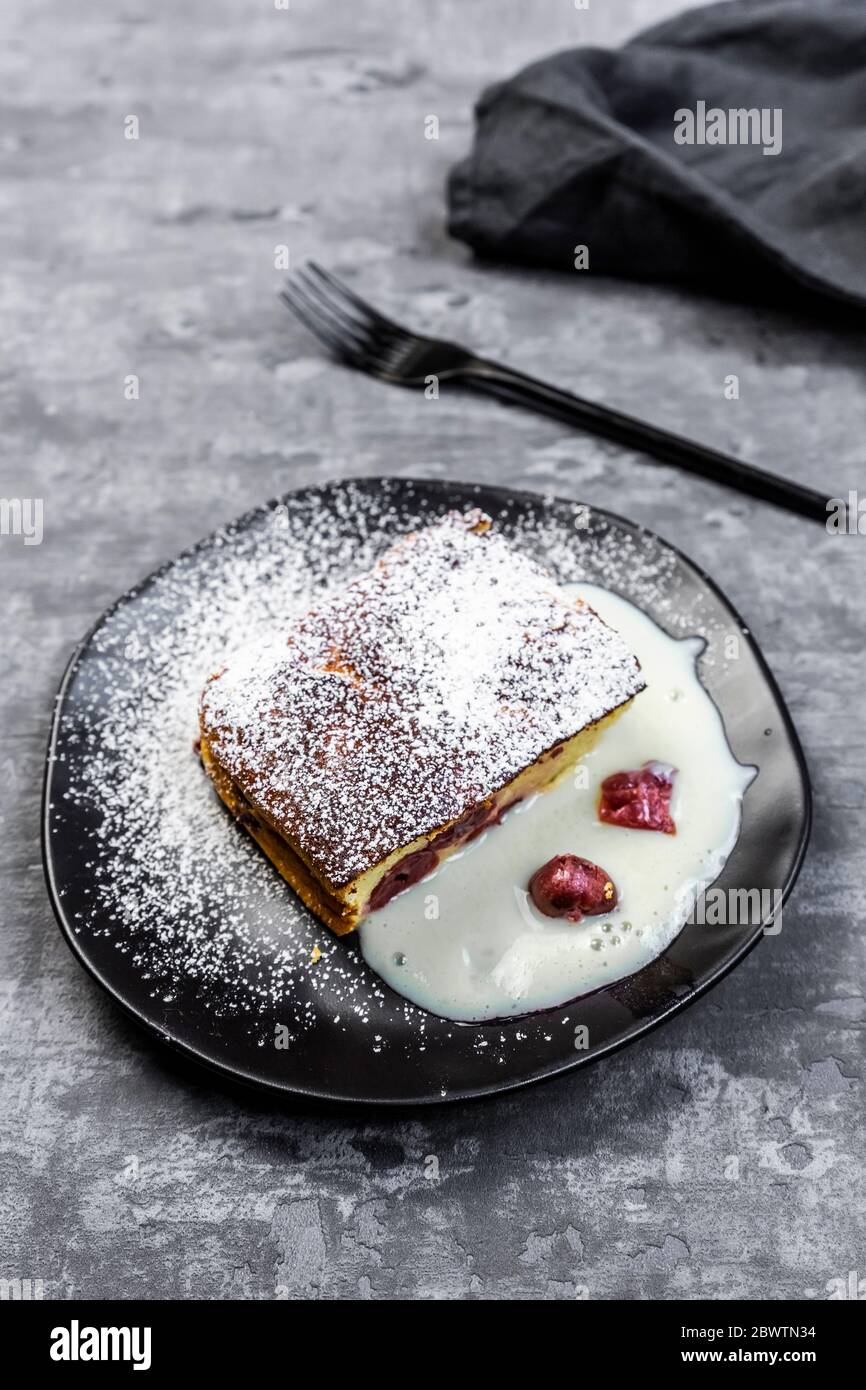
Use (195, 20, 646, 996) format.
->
(359, 584, 755, 1023)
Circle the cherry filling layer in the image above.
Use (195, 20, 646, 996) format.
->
(366, 797, 524, 912)
(598, 760, 677, 834)
(368, 849, 439, 912)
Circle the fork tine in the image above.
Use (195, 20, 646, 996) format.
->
(306, 261, 402, 334)
(294, 267, 383, 353)
(283, 276, 401, 374)
(279, 284, 359, 363)
(289, 273, 375, 351)
(281, 263, 418, 375)
(301, 264, 386, 338)
(300, 267, 413, 374)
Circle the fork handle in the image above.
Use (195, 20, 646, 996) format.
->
(462, 359, 832, 524)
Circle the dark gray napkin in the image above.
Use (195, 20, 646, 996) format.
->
(448, 0, 866, 314)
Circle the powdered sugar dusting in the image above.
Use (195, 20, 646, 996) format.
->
(200, 509, 644, 885)
(46, 480, 681, 1039)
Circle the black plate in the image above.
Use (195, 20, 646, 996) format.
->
(42, 478, 811, 1105)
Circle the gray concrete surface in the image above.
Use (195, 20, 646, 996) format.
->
(2, 0, 864, 1300)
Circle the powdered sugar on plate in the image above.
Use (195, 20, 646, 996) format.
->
(46, 479, 684, 1044)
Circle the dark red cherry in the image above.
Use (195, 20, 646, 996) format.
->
(529, 855, 618, 923)
(433, 805, 491, 849)
(432, 797, 523, 849)
(598, 761, 676, 834)
(368, 849, 439, 912)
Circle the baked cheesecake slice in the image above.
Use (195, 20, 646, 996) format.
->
(199, 509, 645, 935)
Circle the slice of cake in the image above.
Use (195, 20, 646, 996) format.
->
(199, 509, 645, 934)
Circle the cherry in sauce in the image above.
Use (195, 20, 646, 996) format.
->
(598, 761, 676, 835)
(529, 854, 618, 923)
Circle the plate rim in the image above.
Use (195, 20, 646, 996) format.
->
(41, 476, 813, 1106)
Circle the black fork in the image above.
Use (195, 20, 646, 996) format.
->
(280, 262, 837, 524)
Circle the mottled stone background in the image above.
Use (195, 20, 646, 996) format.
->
(2, 0, 864, 1300)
